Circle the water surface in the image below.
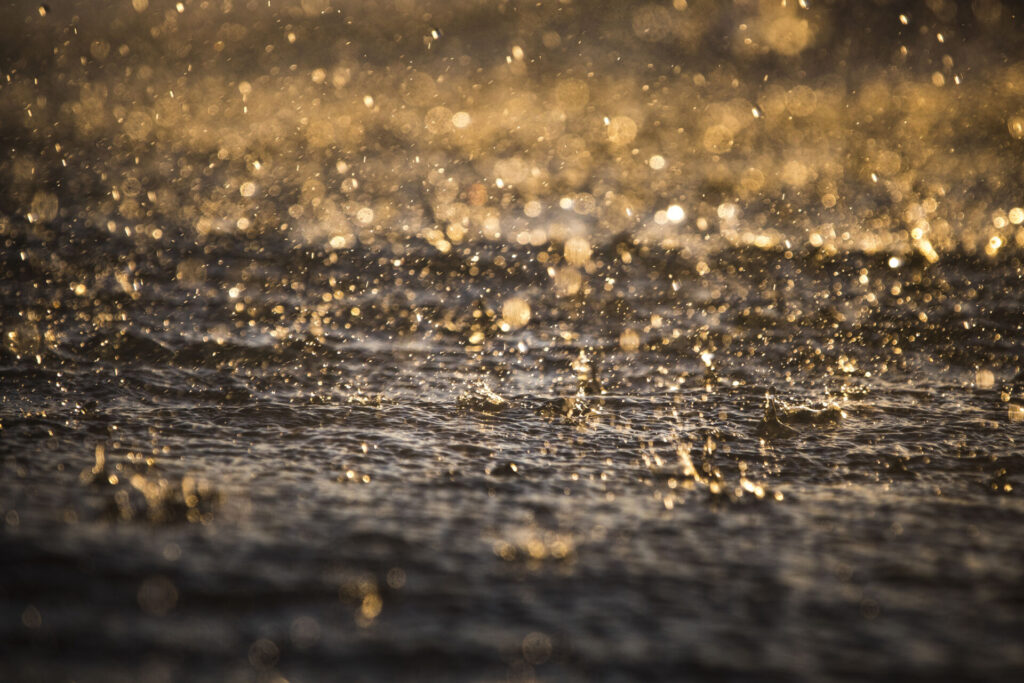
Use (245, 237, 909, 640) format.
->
(2, 1, 1024, 680)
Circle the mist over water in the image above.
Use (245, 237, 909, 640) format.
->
(2, 1, 1024, 681)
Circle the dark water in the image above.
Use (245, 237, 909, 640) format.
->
(3, 1, 1024, 681)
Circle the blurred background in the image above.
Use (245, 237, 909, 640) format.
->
(2, 0, 1023, 255)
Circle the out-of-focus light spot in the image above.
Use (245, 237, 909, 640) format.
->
(447, 223, 467, 244)
(552, 266, 585, 294)
(564, 236, 592, 266)
(888, 256, 901, 268)
(90, 40, 111, 60)
(717, 202, 738, 220)
(363, 95, 374, 108)
(931, 72, 945, 87)
(1009, 207, 1024, 225)
(1009, 404, 1024, 423)
(573, 193, 596, 216)
(666, 204, 685, 223)
(619, 329, 640, 352)
(287, 32, 297, 44)
(452, 111, 471, 128)
(986, 235, 1003, 256)
(702, 124, 733, 153)
(899, 14, 909, 25)
(239, 181, 256, 198)
(542, 30, 561, 48)
(633, 4, 674, 41)
(523, 200, 542, 217)
(741, 167, 766, 192)
(501, 297, 531, 329)
(648, 154, 666, 170)
(467, 183, 487, 207)
(607, 116, 637, 144)
(425, 106, 455, 134)
(976, 369, 995, 389)
(786, 85, 817, 116)
(763, 14, 812, 56)
(781, 160, 811, 187)
(131, 0, 148, 11)
(311, 68, 326, 84)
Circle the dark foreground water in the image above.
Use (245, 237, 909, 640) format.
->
(3, 1, 1024, 681)
(3, 230, 1024, 681)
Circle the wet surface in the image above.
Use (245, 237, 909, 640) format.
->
(3, 1, 1024, 681)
